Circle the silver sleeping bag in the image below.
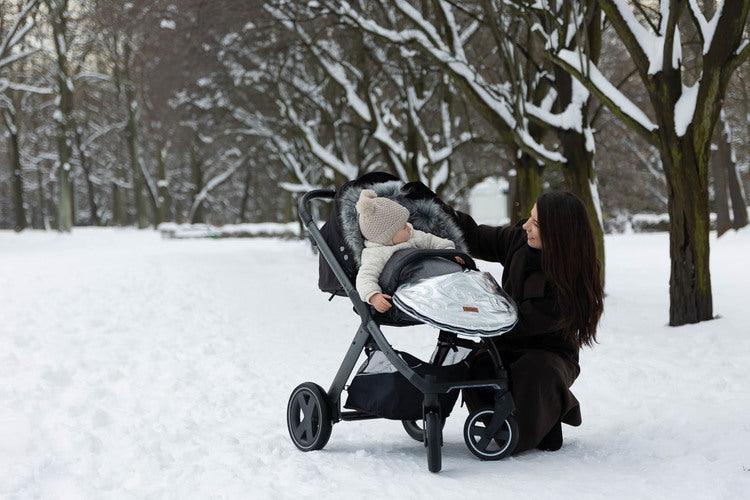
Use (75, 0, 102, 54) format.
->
(392, 270, 518, 337)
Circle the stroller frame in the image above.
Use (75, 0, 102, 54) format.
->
(288, 189, 517, 472)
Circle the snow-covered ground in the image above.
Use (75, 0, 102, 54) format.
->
(1, 228, 749, 499)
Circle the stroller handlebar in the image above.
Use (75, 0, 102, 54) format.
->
(298, 189, 335, 225)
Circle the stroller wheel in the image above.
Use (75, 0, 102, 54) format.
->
(463, 408, 518, 460)
(402, 420, 425, 442)
(424, 411, 442, 473)
(402, 418, 447, 442)
(287, 382, 332, 451)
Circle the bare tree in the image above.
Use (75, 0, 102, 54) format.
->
(0, 0, 43, 231)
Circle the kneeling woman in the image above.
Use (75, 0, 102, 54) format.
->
(452, 191, 603, 453)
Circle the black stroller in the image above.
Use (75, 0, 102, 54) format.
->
(286, 173, 518, 472)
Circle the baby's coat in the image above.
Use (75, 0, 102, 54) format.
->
(356, 223, 455, 302)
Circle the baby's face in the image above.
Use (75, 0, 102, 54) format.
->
(391, 224, 411, 244)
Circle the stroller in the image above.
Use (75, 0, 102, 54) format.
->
(287, 173, 519, 472)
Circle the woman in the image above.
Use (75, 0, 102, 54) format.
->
(452, 191, 604, 453)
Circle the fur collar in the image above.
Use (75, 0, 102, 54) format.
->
(339, 180, 467, 265)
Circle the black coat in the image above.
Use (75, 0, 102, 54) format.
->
(454, 211, 583, 452)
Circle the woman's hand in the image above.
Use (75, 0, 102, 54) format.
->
(454, 255, 465, 266)
(369, 293, 392, 313)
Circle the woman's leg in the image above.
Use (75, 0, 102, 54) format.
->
(506, 349, 579, 453)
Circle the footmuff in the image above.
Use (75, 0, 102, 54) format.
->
(393, 270, 518, 337)
(378, 248, 518, 336)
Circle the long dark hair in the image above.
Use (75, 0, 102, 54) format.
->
(536, 191, 603, 348)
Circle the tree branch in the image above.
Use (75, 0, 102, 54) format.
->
(552, 48, 658, 144)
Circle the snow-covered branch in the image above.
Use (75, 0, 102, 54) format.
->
(189, 154, 244, 222)
(280, 100, 359, 180)
(687, 0, 723, 55)
(0, 0, 40, 62)
(328, 0, 566, 166)
(554, 48, 658, 143)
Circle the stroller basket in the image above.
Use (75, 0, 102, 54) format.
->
(345, 347, 472, 420)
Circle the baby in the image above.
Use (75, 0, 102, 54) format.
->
(355, 189, 460, 313)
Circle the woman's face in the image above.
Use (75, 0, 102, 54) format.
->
(522, 204, 542, 249)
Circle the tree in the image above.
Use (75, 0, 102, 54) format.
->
(318, 0, 608, 277)
(547, 0, 750, 325)
(0, 0, 43, 231)
(44, 0, 76, 231)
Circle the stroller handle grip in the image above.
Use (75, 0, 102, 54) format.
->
(298, 189, 335, 225)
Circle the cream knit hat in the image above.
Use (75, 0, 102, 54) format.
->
(356, 189, 410, 245)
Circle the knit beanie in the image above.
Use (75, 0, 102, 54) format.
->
(356, 189, 410, 245)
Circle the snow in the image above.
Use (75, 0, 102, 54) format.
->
(158, 222, 301, 239)
(589, 178, 603, 227)
(610, 0, 681, 74)
(2, 228, 750, 498)
(584, 126, 596, 153)
(526, 78, 589, 132)
(159, 19, 176, 30)
(335, 0, 566, 165)
(674, 83, 699, 136)
(557, 49, 658, 132)
(469, 177, 510, 225)
(688, 0, 724, 54)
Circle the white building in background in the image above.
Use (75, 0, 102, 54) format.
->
(468, 177, 510, 226)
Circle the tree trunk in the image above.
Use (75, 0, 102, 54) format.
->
(122, 43, 157, 228)
(112, 182, 127, 226)
(5, 113, 27, 232)
(711, 141, 732, 237)
(35, 165, 49, 230)
(660, 136, 713, 325)
(189, 145, 205, 224)
(509, 154, 542, 223)
(239, 163, 252, 223)
(715, 113, 748, 230)
(727, 160, 748, 229)
(156, 145, 171, 225)
(49, 0, 75, 232)
(73, 129, 101, 226)
(125, 97, 148, 228)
